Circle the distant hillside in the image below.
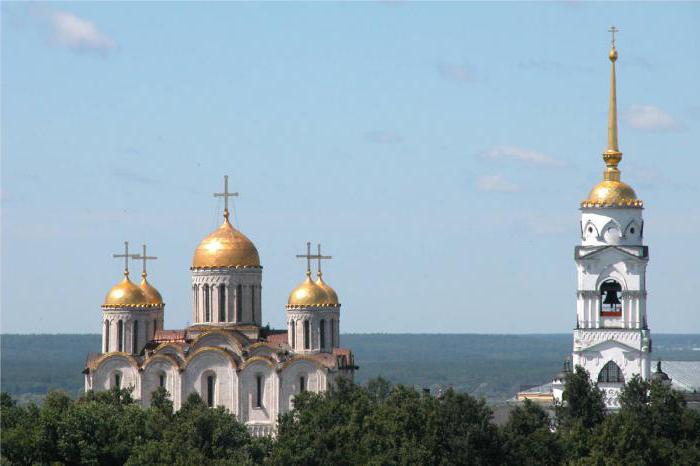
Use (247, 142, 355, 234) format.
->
(2, 333, 699, 403)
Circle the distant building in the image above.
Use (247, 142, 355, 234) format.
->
(84, 178, 356, 436)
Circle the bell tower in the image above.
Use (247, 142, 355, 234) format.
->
(563, 29, 652, 409)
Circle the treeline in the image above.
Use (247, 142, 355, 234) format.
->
(2, 367, 700, 465)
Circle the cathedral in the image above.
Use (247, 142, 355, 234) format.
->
(550, 31, 652, 408)
(84, 178, 356, 436)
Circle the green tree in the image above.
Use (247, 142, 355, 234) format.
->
(502, 399, 563, 466)
(556, 365, 605, 431)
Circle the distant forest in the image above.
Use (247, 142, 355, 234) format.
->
(2, 333, 699, 402)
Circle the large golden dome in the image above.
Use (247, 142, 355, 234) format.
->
(192, 218, 260, 269)
(140, 274, 164, 305)
(103, 274, 150, 307)
(316, 275, 339, 306)
(287, 274, 336, 307)
(582, 180, 642, 208)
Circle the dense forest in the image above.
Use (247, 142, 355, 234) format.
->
(3, 333, 700, 402)
(2, 367, 700, 465)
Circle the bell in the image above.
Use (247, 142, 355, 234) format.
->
(603, 290, 621, 305)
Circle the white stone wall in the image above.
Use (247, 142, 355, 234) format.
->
(181, 349, 238, 412)
(279, 360, 325, 414)
(286, 308, 340, 354)
(191, 268, 262, 326)
(580, 207, 644, 247)
(102, 307, 163, 355)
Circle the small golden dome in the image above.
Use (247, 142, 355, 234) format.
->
(581, 180, 642, 208)
(316, 275, 339, 305)
(287, 274, 334, 307)
(103, 274, 150, 307)
(140, 274, 164, 305)
(192, 218, 260, 269)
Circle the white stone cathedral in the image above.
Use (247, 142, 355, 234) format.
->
(552, 33, 651, 408)
(84, 179, 356, 436)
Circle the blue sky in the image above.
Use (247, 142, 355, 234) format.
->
(2, 2, 699, 334)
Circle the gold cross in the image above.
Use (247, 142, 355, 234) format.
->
(112, 241, 139, 276)
(608, 26, 620, 48)
(213, 175, 239, 220)
(296, 241, 314, 276)
(315, 243, 332, 277)
(133, 244, 157, 278)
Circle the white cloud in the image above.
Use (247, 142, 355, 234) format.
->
(480, 145, 563, 167)
(47, 9, 116, 54)
(436, 63, 473, 82)
(477, 175, 519, 192)
(623, 105, 682, 132)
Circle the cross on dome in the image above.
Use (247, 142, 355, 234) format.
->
(608, 25, 620, 49)
(134, 244, 157, 278)
(296, 241, 314, 276)
(213, 175, 239, 221)
(315, 243, 332, 278)
(112, 241, 139, 277)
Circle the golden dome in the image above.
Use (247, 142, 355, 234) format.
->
(103, 274, 150, 307)
(581, 180, 642, 208)
(192, 218, 260, 269)
(315, 275, 339, 305)
(140, 274, 164, 305)
(287, 274, 336, 307)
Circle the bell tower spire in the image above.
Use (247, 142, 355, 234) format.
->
(603, 26, 622, 182)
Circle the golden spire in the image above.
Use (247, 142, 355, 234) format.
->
(213, 175, 239, 222)
(603, 26, 622, 182)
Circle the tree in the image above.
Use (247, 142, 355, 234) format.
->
(556, 365, 605, 431)
(502, 400, 563, 466)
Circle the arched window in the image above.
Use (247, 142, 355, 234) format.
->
(330, 319, 335, 347)
(304, 320, 310, 350)
(159, 372, 166, 388)
(132, 320, 139, 354)
(255, 374, 263, 408)
(251, 285, 256, 323)
(104, 320, 110, 353)
(153, 319, 157, 337)
(319, 319, 326, 349)
(236, 284, 243, 322)
(206, 374, 216, 407)
(218, 285, 226, 322)
(299, 376, 306, 393)
(117, 320, 124, 352)
(598, 361, 624, 383)
(113, 372, 122, 389)
(290, 320, 296, 349)
(600, 279, 622, 316)
(203, 284, 210, 321)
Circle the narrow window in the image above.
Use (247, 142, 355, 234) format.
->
(153, 319, 157, 337)
(330, 319, 335, 347)
(219, 285, 226, 322)
(207, 375, 215, 407)
(104, 320, 110, 353)
(159, 373, 166, 388)
(193, 285, 198, 317)
(299, 376, 306, 393)
(304, 320, 310, 350)
(117, 320, 124, 352)
(319, 319, 326, 349)
(251, 286, 256, 323)
(132, 320, 139, 354)
(290, 320, 296, 349)
(203, 284, 210, 321)
(114, 373, 121, 389)
(255, 375, 263, 408)
(236, 284, 243, 322)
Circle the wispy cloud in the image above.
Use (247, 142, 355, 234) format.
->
(436, 63, 473, 82)
(622, 105, 683, 132)
(480, 145, 563, 167)
(365, 131, 403, 144)
(477, 175, 519, 192)
(42, 8, 116, 55)
(111, 168, 154, 185)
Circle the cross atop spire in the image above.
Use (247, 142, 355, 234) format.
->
(112, 241, 139, 277)
(608, 26, 620, 49)
(213, 175, 239, 221)
(296, 241, 314, 277)
(315, 243, 332, 278)
(134, 244, 157, 279)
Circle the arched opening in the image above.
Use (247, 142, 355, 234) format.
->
(132, 320, 139, 354)
(159, 371, 166, 389)
(236, 284, 243, 322)
(206, 374, 216, 407)
(153, 319, 157, 337)
(104, 320, 110, 353)
(600, 279, 622, 316)
(330, 319, 335, 347)
(290, 320, 296, 349)
(319, 319, 326, 349)
(251, 285, 256, 323)
(598, 361, 624, 383)
(117, 320, 124, 352)
(299, 375, 306, 393)
(113, 371, 122, 389)
(303, 320, 310, 350)
(218, 285, 226, 322)
(193, 284, 199, 318)
(255, 374, 263, 408)
(203, 284, 210, 321)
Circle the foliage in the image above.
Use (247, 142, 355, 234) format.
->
(2, 375, 700, 465)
